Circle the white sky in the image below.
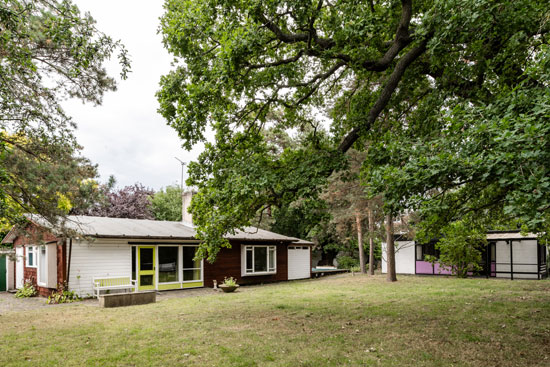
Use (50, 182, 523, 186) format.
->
(62, 1, 201, 191)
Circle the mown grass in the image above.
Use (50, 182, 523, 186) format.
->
(1, 274, 549, 366)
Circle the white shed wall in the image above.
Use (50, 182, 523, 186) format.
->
(495, 239, 539, 279)
(381, 240, 415, 274)
(67, 239, 131, 297)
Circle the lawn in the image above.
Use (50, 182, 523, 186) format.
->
(1, 274, 549, 366)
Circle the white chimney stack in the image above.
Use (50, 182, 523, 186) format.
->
(181, 190, 194, 226)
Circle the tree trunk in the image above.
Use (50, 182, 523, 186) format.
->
(355, 211, 366, 273)
(385, 214, 397, 282)
(368, 207, 375, 275)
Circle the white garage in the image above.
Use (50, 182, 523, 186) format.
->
(288, 246, 311, 280)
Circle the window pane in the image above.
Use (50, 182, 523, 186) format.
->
(268, 248, 275, 270)
(254, 247, 267, 272)
(28, 252, 34, 266)
(183, 269, 201, 281)
(246, 248, 253, 271)
(131, 247, 136, 281)
(183, 247, 200, 269)
(140, 248, 154, 271)
(140, 274, 153, 286)
(159, 247, 178, 283)
(416, 245, 422, 261)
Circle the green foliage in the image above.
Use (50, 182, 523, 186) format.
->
(151, 185, 182, 221)
(336, 255, 358, 270)
(158, 0, 550, 261)
(222, 276, 238, 287)
(47, 285, 81, 304)
(15, 281, 37, 298)
(428, 221, 486, 278)
(1, 0, 129, 231)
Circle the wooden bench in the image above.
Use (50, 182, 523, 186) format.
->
(92, 277, 136, 299)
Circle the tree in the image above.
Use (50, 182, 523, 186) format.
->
(151, 185, 182, 221)
(425, 220, 486, 278)
(385, 214, 397, 282)
(321, 150, 384, 273)
(158, 0, 550, 261)
(1, 0, 129, 227)
(1, 132, 97, 230)
(73, 179, 154, 220)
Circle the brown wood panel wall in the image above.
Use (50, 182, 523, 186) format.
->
(203, 241, 288, 287)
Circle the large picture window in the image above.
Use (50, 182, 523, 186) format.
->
(243, 245, 276, 275)
(158, 246, 179, 283)
(182, 246, 201, 281)
(26, 246, 37, 268)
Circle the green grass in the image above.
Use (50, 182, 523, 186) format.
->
(1, 274, 550, 366)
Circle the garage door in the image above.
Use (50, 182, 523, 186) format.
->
(288, 246, 311, 280)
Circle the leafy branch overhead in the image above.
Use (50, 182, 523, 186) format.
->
(1, 0, 130, 228)
(158, 0, 550, 259)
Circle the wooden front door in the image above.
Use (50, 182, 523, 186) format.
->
(138, 246, 155, 291)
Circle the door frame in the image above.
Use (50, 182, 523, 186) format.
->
(15, 246, 24, 289)
(137, 246, 156, 291)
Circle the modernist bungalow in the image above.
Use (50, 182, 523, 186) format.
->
(2, 213, 313, 297)
(382, 231, 548, 279)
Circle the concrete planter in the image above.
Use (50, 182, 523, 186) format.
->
(99, 291, 156, 308)
(219, 284, 239, 293)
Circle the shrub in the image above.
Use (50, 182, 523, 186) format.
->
(47, 285, 81, 304)
(336, 255, 358, 270)
(15, 281, 37, 298)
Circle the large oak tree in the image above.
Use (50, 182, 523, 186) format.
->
(157, 0, 550, 264)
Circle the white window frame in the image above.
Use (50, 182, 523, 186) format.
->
(241, 245, 277, 276)
(26, 246, 37, 268)
(37, 245, 47, 287)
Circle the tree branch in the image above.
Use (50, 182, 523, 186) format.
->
(338, 37, 429, 153)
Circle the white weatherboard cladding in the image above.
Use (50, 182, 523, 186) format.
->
(288, 247, 310, 280)
(495, 239, 538, 279)
(68, 239, 131, 297)
(381, 241, 415, 274)
(15, 246, 24, 289)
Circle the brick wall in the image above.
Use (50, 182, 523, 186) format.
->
(13, 222, 65, 297)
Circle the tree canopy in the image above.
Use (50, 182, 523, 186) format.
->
(151, 185, 183, 221)
(158, 0, 550, 260)
(1, 0, 129, 228)
(72, 178, 155, 220)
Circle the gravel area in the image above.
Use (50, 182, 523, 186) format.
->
(0, 286, 218, 314)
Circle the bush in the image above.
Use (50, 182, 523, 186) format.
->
(15, 281, 37, 298)
(336, 255, 358, 270)
(47, 286, 81, 304)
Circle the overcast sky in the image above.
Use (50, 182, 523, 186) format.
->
(62, 1, 200, 191)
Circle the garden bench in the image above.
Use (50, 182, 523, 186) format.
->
(92, 277, 136, 299)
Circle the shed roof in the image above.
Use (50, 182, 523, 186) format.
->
(485, 231, 539, 240)
(2, 215, 306, 244)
